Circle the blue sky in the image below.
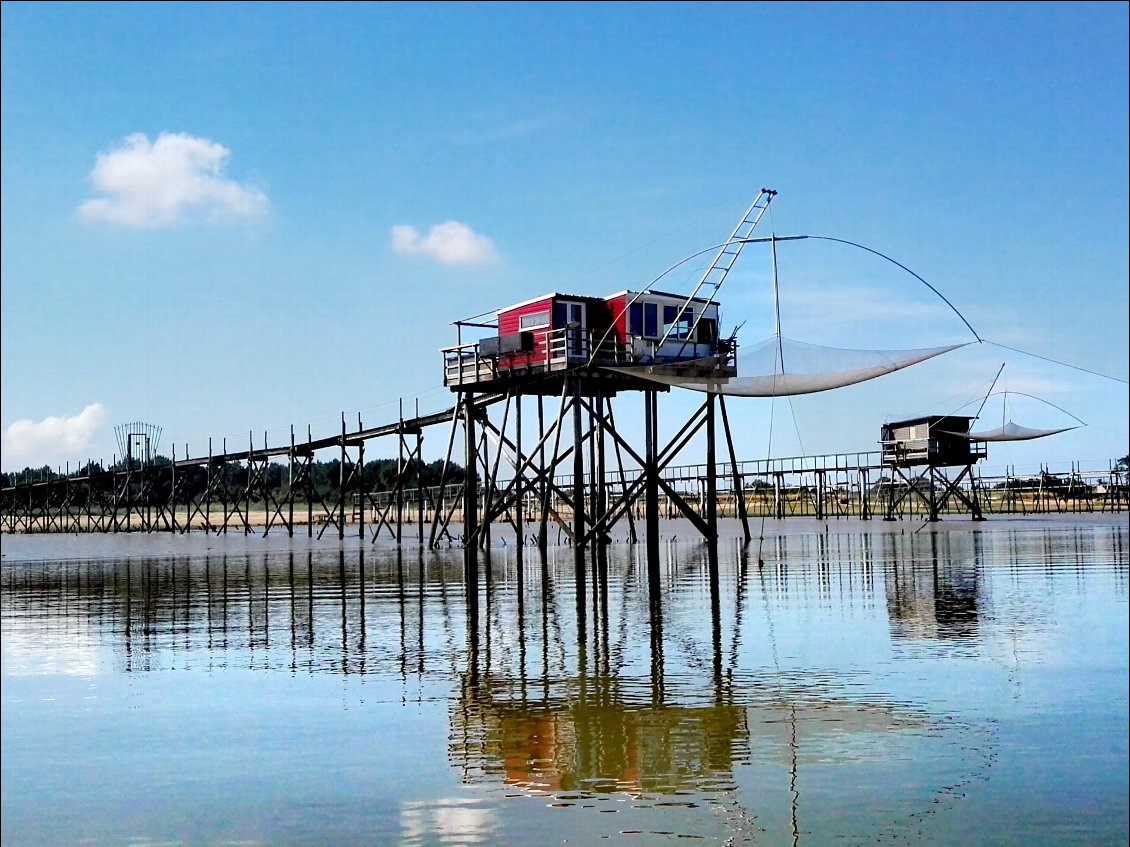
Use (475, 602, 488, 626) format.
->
(2, 1, 1127, 478)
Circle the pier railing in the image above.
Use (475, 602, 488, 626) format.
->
(348, 454, 1126, 526)
(3, 404, 1125, 539)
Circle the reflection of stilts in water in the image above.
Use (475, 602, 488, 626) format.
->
(288, 551, 297, 673)
(544, 549, 567, 683)
(397, 546, 408, 683)
(516, 544, 528, 705)
(245, 556, 254, 663)
(358, 548, 368, 664)
(596, 545, 611, 679)
(603, 543, 640, 681)
(222, 554, 230, 652)
(438, 544, 460, 676)
(759, 548, 800, 845)
(650, 565, 665, 707)
(339, 547, 348, 675)
(143, 557, 155, 659)
(454, 551, 761, 803)
(414, 549, 424, 678)
(306, 551, 314, 653)
(789, 702, 799, 847)
(541, 547, 551, 706)
(123, 559, 133, 673)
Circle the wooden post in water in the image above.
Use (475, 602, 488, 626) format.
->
(515, 395, 523, 549)
(288, 426, 296, 538)
(537, 395, 548, 550)
(645, 390, 660, 586)
(247, 431, 254, 536)
(205, 439, 214, 534)
(706, 394, 720, 593)
(860, 467, 872, 520)
(463, 393, 479, 582)
(397, 401, 404, 547)
(416, 400, 424, 546)
(719, 396, 750, 542)
(339, 414, 347, 540)
(815, 469, 825, 520)
(306, 425, 313, 538)
(706, 394, 718, 543)
(170, 445, 178, 534)
(594, 394, 606, 545)
(572, 379, 586, 581)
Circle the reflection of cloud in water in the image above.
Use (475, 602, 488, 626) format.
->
(399, 797, 497, 846)
(2, 626, 100, 677)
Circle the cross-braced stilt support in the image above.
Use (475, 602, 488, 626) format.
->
(366, 424, 425, 545)
(884, 462, 984, 521)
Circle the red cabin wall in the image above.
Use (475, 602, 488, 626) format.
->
(497, 296, 554, 369)
(603, 294, 629, 342)
(491, 293, 622, 370)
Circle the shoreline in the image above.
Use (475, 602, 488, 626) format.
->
(1, 512, 1126, 564)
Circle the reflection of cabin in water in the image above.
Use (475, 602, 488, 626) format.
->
(450, 678, 937, 797)
(885, 552, 980, 641)
(442, 289, 735, 393)
(457, 699, 747, 793)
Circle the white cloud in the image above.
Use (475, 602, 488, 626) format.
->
(391, 221, 498, 265)
(78, 132, 268, 227)
(2, 403, 107, 468)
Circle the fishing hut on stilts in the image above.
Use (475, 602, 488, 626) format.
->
(440, 191, 782, 610)
(879, 416, 988, 521)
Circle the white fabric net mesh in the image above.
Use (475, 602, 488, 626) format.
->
(605, 336, 969, 397)
(953, 421, 1080, 442)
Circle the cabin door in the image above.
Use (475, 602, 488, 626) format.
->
(556, 300, 587, 358)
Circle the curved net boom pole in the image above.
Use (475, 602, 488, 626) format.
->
(715, 232, 983, 345)
(940, 388, 1087, 441)
(800, 234, 983, 343)
(986, 390, 1087, 426)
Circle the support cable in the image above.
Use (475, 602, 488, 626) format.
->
(983, 340, 1128, 385)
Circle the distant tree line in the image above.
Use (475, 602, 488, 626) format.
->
(5, 454, 1128, 496)
(0, 457, 469, 504)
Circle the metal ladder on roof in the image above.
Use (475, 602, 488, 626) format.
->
(659, 187, 778, 352)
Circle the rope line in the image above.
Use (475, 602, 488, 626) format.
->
(984, 340, 1128, 385)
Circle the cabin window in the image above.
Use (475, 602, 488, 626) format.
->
(554, 301, 585, 328)
(662, 305, 694, 340)
(628, 302, 643, 336)
(643, 302, 658, 337)
(519, 311, 550, 330)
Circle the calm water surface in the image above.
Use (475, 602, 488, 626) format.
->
(2, 516, 1127, 847)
